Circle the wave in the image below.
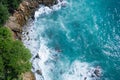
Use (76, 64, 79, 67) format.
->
(22, 0, 103, 80)
(34, 0, 68, 19)
(62, 60, 102, 80)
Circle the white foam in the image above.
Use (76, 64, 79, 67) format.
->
(22, 0, 103, 80)
(22, 21, 102, 80)
(62, 60, 101, 80)
(22, 19, 60, 80)
(93, 16, 99, 31)
(59, 19, 71, 41)
(52, 0, 68, 11)
(22, 19, 40, 58)
(34, 39, 54, 80)
(35, 6, 52, 18)
(34, 0, 68, 19)
(22, 22, 55, 80)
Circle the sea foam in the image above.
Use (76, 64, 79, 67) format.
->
(22, 0, 102, 80)
(34, 0, 68, 19)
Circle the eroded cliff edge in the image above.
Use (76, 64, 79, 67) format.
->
(5, 0, 57, 40)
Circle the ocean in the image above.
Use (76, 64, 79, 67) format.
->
(22, 0, 120, 80)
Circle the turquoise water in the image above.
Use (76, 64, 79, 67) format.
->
(23, 0, 120, 80)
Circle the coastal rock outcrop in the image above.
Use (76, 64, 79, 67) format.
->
(5, 0, 56, 40)
(4, 0, 57, 79)
(22, 72, 35, 80)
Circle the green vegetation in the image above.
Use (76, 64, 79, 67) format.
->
(0, 0, 22, 26)
(0, 4, 9, 26)
(0, 27, 31, 80)
(0, 0, 32, 79)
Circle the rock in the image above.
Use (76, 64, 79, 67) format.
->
(91, 66, 101, 78)
(94, 68, 101, 77)
(16, 32, 22, 40)
(36, 70, 42, 75)
(22, 72, 35, 80)
(5, 0, 57, 40)
(5, 17, 21, 32)
(84, 77, 87, 80)
(35, 54, 40, 59)
(43, 0, 55, 6)
(26, 32, 29, 35)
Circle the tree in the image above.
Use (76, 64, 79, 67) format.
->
(9, 40, 32, 75)
(0, 0, 23, 26)
(0, 27, 31, 80)
(1, 0, 23, 14)
(0, 4, 9, 26)
(0, 56, 4, 79)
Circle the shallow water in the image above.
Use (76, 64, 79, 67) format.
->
(22, 0, 120, 80)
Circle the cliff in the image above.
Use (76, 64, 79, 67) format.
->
(5, 0, 57, 40)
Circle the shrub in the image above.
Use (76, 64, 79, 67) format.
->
(0, 0, 23, 26)
(0, 27, 31, 80)
(0, 56, 4, 79)
(0, 4, 9, 26)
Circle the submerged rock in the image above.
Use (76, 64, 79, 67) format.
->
(94, 66, 101, 77)
(36, 70, 42, 75)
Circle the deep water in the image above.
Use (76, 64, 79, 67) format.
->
(22, 0, 120, 80)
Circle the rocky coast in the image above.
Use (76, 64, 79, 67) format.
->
(5, 0, 57, 40)
(4, 0, 57, 80)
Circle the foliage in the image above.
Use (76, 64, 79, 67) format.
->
(0, 56, 4, 79)
(0, 0, 31, 79)
(0, 0, 22, 26)
(4, 0, 19, 13)
(9, 40, 31, 74)
(0, 27, 31, 80)
(1, 0, 22, 13)
(0, 4, 9, 26)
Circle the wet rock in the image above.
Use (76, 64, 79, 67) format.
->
(84, 77, 87, 80)
(43, 0, 55, 6)
(28, 37, 30, 41)
(36, 70, 42, 75)
(16, 32, 22, 40)
(91, 66, 101, 78)
(35, 54, 40, 58)
(26, 32, 29, 35)
(94, 68, 101, 77)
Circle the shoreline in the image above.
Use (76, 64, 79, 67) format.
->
(22, 0, 68, 79)
(4, 0, 57, 80)
(5, 0, 57, 40)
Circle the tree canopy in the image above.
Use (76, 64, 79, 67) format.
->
(0, 0, 22, 26)
(0, 27, 31, 80)
(0, 4, 9, 26)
